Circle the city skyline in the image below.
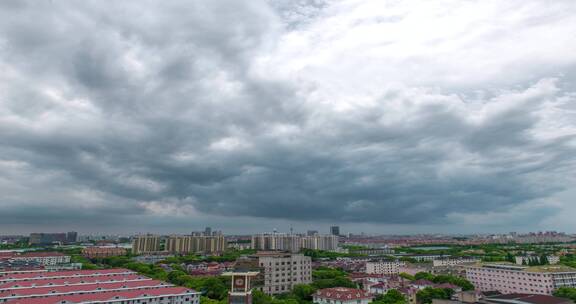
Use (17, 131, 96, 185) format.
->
(1, 0, 576, 234)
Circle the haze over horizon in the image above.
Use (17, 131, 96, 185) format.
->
(1, 0, 576, 235)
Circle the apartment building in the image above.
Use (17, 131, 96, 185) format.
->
(466, 264, 576, 295)
(28, 234, 67, 245)
(365, 260, 405, 275)
(0, 268, 199, 304)
(237, 252, 312, 295)
(515, 256, 560, 265)
(432, 257, 479, 267)
(1, 252, 71, 266)
(165, 235, 226, 254)
(251, 234, 339, 252)
(82, 247, 128, 259)
(132, 235, 161, 255)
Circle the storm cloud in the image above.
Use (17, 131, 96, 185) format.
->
(1, 0, 576, 233)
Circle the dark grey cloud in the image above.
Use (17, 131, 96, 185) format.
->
(0, 0, 575, 233)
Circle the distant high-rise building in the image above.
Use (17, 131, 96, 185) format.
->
(66, 231, 78, 243)
(29, 233, 67, 245)
(165, 235, 226, 254)
(307, 230, 318, 236)
(132, 235, 161, 254)
(204, 227, 212, 236)
(330, 226, 340, 236)
(251, 234, 338, 252)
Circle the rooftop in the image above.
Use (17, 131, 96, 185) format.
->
(526, 265, 576, 273)
(314, 287, 373, 301)
(487, 293, 571, 304)
(0, 280, 168, 298)
(0, 274, 149, 290)
(9, 287, 196, 304)
(0, 269, 135, 282)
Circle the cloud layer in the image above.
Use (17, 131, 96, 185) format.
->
(1, 0, 576, 233)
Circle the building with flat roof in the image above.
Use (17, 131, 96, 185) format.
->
(0, 268, 199, 304)
(82, 247, 127, 259)
(131, 235, 160, 255)
(330, 226, 340, 236)
(251, 234, 339, 252)
(366, 260, 405, 275)
(466, 263, 576, 295)
(165, 235, 226, 254)
(433, 257, 479, 267)
(0, 252, 71, 267)
(235, 252, 312, 295)
(28, 234, 67, 245)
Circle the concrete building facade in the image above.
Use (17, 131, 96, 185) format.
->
(251, 234, 339, 252)
(165, 235, 226, 254)
(132, 235, 161, 255)
(244, 252, 312, 295)
(466, 264, 576, 295)
(365, 260, 405, 275)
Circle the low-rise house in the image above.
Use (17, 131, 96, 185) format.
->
(313, 287, 373, 304)
(411, 279, 434, 290)
(369, 282, 391, 295)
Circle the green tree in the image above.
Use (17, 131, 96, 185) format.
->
(399, 273, 415, 281)
(414, 272, 434, 281)
(253, 290, 274, 304)
(505, 253, 515, 263)
(553, 287, 576, 302)
(200, 296, 226, 304)
(431, 275, 474, 291)
(373, 289, 407, 304)
(291, 284, 316, 302)
(312, 277, 356, 289)
(416, 288, 454, 304)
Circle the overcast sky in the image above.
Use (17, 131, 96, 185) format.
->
(1, 0, 576, 235)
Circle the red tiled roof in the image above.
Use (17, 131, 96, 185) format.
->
(314, 288, 373, 301)
(9, 287, 197, 304)
(0, 275, 149, 290)
(370, 283, 388, 289)
(0, 253, 16, 259)
(0, 280, 168, 298)
(1, 269, 135, 281)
